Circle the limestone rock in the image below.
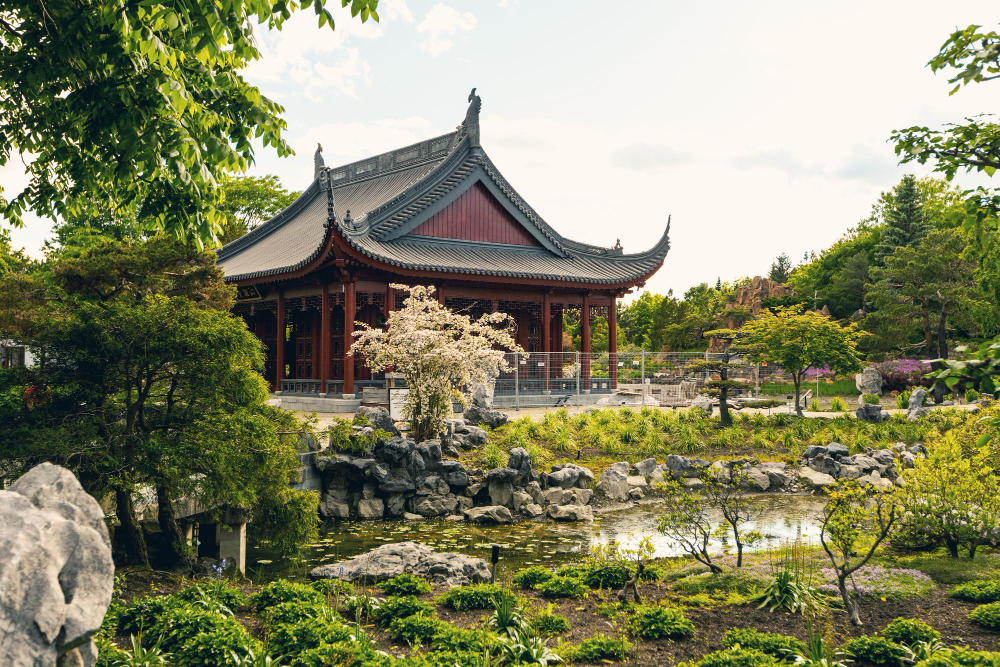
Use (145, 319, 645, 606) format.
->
(737, 467, 771, 492)
(413, 494, 458, 517)
(0, 463, 114, 667)
(357, 498, 384, 520)
(547, 463, 593, 490)
(634, 458, 658, 477)
(507, 447, 532, 480)
(757, 462, 791, 488)
(464, 403, 508, 429)
(691, 394, 714, 414)
(856, 403, 889, 423)
(402, 512, 423, 521)
(311, 541, 490, 586)
(664, 455, 709, 479)
(355, 406, 400, 435)
(488, 481, 514, 508)
(628, 487, 644, 500)
(523, 503, 544, 518)
(596, 468, 629, 501)
(855, 367, 883, 396)
(511, 491, 532, 510)
(798, 467, 836, 491)
(416, 474, 450, 496)
(826, 442, 850, 458)
(547, 504, 594, 522)
(463, 505, 513, 524)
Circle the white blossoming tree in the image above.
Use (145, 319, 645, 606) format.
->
(350, 284, 524, 441)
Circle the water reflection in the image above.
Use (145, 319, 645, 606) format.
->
(249, 494, 827, 581)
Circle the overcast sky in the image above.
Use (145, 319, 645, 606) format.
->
(5, 0, 998, 297)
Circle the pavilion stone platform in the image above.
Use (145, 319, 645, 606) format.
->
(217, 90, 671, 400)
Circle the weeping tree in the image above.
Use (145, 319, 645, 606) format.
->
(350, 285, 523, 441)
(689, 328, 751, 427)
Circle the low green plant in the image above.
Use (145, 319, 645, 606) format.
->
(830, 397, 849, 412)
(896, 390, 913, 410)
(287, 640, 392, 667)
(811, 398, 821, 412)
(628, 605, 694, 640)
(370, 595, 436, 627)
(563, 635, 629, 663)
(583, 565, 632, 590)
(267, 616, 353, 657)
(969, 601, 1000, 630)
(103, 634, 171, 667)
(262, 600, 337, 630)
(881, 617, 940, 648)
(171, 622, 262, 667)
(531, 609, 570, 637)
(498, 625, 563, 666)
(379, 573, 432, 596)
(841, 635, 908, 667)
(116, 596, 182, 637)
(966, 388, 981, 402)
(488, 596, 527, 634)
(251, 580, 323, 611)
(862, 393, 881, 405)
(721, 628, 806, 659)
(512, 565, 554, 589)
(310, 578, 354, 598)
(756, 570, 826, 614)
(537, 575, 589, 599)
(914, 647, 1000, 666)
(699, 648, 781, 666)
(342, 593, 382, 621)
(388, 614, 448, 646)
(952, 580, 1000, 603)
(173, 581, 249, 612)
(436, 583, 517, 611)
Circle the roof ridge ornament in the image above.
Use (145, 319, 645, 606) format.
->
(314, 143, 325, 179)
(460, 87, 481, 148)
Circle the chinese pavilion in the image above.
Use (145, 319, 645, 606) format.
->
(218, 90, 671, 397)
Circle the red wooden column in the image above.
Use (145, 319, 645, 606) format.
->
(276, 290, 285, 392)
(581, 293, 591, 389)
(344, 280, 356, 396)
(320, 284, 330, 395)
(609, 294, 618, 389)
(437, 284, 445, 305)
(386, 284, 396, 314)
(541, 292, 551, 391)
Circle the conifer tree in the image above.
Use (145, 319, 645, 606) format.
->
(874, 175, 931, 265)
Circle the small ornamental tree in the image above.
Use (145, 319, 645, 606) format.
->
(740, 307, 864, 416)
(708, 464, 765, 568)
(690, 328, 750, 427)
(351, 285, 523, 441)
(819, 482, 899, 626)
(656, 480, 722, 573)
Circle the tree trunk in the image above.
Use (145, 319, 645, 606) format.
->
(945, 536, 959, 558)
(156, 483, 188, 568)
(838, 576, 863, 626)
(793, 375, 803, 417)
(617, 562, 645, 603)
(937, 305, 949, 360)
(719, 386, 731, 427)
(921, 300, 933, 358)
(735, 535, 744, 568)
(115, 488, 150, 568)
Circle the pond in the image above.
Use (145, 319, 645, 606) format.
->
(248, 494, 828, 582)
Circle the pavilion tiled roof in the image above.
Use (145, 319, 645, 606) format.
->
(217, 93, 670, 286)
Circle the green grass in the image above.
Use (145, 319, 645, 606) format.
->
(759, 378, 860, 396)
(886, 553, 1000, 585)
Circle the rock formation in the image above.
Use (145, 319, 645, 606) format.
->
(310, 541, 490, 586)
(0, 463, 114, 667)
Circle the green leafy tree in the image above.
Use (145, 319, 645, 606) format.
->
(865, 229, 983, 359)
(740, 307, 864, 415)
(768, 253, 792, 283)
(873, 175, 931, 265)
(618, 292, 664, 349)
(218, 175, 301, 244)
(820, 483, 899, 626)
(0, 236, 316, 567)
(789, 221, 881, 320)
(0, 0, 378, 246)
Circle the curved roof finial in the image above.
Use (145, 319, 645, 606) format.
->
(461, 87, 481, 148)
(314, 143, 325, 179)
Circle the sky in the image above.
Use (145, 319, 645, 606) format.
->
(4, 0, 999, 298)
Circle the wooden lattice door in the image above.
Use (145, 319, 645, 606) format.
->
(293, 311, 315, 379)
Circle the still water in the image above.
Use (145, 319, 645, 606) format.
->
(249, 494, 827, 582)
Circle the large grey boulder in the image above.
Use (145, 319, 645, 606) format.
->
(507, 447, 532, 481)
(691, 394, 714, 414)
(464, 403, 508, 429)
(355, 406, 400, 436)
(463, 505, 513, 524)
(757, 461, 791, 488)
(357, 498, 384, 520)
(855, 367, 883, 396)
(808, 454, 840, 478)
(546, 463, 593, 490)
(413, 494, 459, 517)
(0, 463, 114, 667)
(736, 467, 771, 492)
(856, 403, 889, 423)
(547, 504, 594, 522)
(311, 541, 490, 586)
(664, 455, 709, 479)
(798, 467, 836, 492)
(634, 458, 658, 477)
(907, 388, 929, 422)
(597, 468, 630, 501)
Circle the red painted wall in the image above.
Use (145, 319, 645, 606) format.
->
(409, 182, 541, 246)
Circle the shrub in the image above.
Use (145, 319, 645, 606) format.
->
(640, 565, 665, 582)
(371, 595, 436, 627)
(556, 564, 590, 579)
(628, 605, 694, 640)
(565, 635, 629, 663)
(436, 584, 517, 611)
(915, 648, 1000, 666)
(969, 602, 1000, 630)
(722, 628, 806, 658)
(171, 622, 262, 667)
(343, 592, 382, 621)
(380, 573, 432, 597)
(173, 581, 249, 612)
(263, 600, 337, 630)
(537, 575, 589, 599)
(117, 595, 182, 636)
(512, 565, 554, 589)
(583, 565, 632, 590)
(841, 635, 908, 667)
(862, 393, 881, 405)
(699, 648, 782, 667)
(156, 607, 235, 652)
(966, 388, 981, 402)
(388, 614, 448, 645)
(881, 617, 940, 648)
(289, 640, 394, 667)
(896, 390, 912, 410)
(429, 626, 501, 654)
(310, 578, 354, 598)
(830, 396, 849, 412)
(952, 580, 1000, 603)
(267, 616, 353, 657)
(251, 579, 323, 611)
(531, 611, 570, 637)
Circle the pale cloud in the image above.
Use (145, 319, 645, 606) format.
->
(416, 4, 476, 56)
(734, 150, 825, 180)
(380, 0, 414, 23)
(612, 144, 690, 171)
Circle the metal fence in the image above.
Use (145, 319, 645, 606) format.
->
(489, 351, 794, 409)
